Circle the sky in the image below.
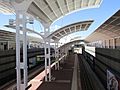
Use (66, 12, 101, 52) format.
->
(0, 0, 120, 44)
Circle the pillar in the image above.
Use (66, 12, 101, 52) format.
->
(113, 38, 115, 49)
(15, 10, 28, 90)
(44, 27, 51, 81)
(54, 42, 58, 70)
(16, 10, 21, 90)
(22, 13, 28, 88)
(54, 41, 60, 70)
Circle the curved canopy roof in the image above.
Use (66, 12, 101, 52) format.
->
(48, 20, 94, 41)
(85, 10, 120, 42)
(5, 20, 93, 42)
(0, 0, 102, 26)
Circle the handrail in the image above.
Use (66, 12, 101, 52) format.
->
(51, 54, 66, 67)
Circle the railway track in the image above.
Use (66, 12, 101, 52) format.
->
(0, 64, 44, 90)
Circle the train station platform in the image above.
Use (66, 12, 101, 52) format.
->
(28, 54, 81, 90)
(2, 47, 119, 90)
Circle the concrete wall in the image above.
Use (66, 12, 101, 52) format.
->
(95, 48, 120, 86)
(83, 48, 120, 89)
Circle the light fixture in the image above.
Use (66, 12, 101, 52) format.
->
(28, 17, 34, 24)
(9, 19, 14, 25)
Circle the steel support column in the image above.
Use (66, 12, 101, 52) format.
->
(48, 39, 51, 81)
(16, 11, 21, 90)
(113, 38, 115, 49)
(54, 42, 58, 70)
(12, 1, 33, 89)
(15, 11, 28, 90)
(44, 27, 51, 81)
(22, 13, 28, 89)
(56, 42, 60, 70)
(44, 41, 48, 81)
(108, 40, 110, 48)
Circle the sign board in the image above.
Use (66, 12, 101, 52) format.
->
(107, 70, 120, 90)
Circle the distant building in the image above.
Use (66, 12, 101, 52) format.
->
(0, 30, 44, 51)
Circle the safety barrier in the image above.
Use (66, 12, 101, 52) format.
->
(82, 48, 120, 90)
(78, 54, 105, 90)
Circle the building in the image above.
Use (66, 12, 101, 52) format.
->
(0, 30, 44, 51)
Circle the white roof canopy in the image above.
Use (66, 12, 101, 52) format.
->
(5, 20, 94, 42)
(0, 0, 102, 26)
(85, 10, 120, 42)
(48, 20, 93, 41)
